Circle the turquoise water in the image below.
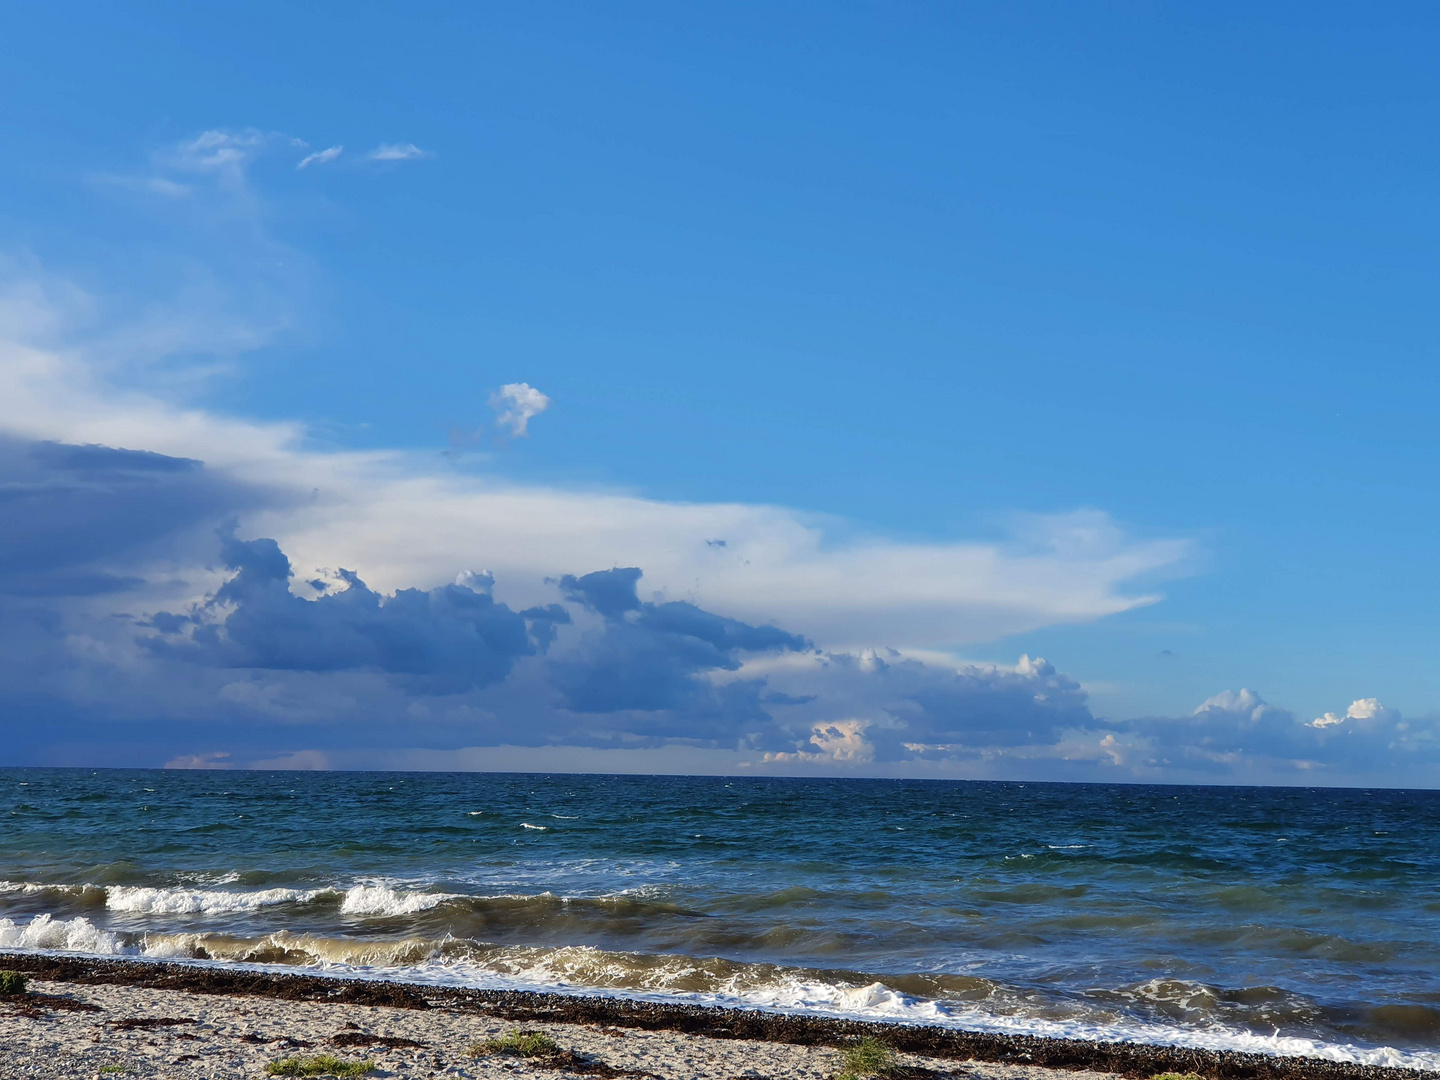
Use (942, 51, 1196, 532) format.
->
(3, 769, 1439, 1067)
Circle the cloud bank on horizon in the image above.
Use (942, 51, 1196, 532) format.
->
(1, 127, 1434, 784)
(0, 422, 1428, 782)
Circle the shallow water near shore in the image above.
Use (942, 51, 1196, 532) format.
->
(3, 769, 1439, 1068)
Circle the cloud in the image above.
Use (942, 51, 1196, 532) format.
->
(546, 566, 807, 739)
(93, 175, 193, 199)
(0, 436, 265, 598)
(166, 129, 272, 173)
(1101, 688, 1439, 779)
(145, 529, 547, 694)
(0, 247, 1189, 657)
(31, 130, 1402, 778)
(297, 145, 343, 170)
(163, 751, 231, 770)
(763, 719, 876, 765)
(733, 649, 1096, 764)
(0, 441, 1433, 783)
(250, 749, 332, 770)
(368, 143, 428, 162)
(559, 567, 642, 618)
(489, 382, 551, 437)
(0, 286, 1186, 652)
(1312, 697, 1396, 728)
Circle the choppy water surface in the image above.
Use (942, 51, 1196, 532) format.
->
(3, 770, 1439, 1067)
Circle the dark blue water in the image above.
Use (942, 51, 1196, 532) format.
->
(3, 769, 1438, 1067)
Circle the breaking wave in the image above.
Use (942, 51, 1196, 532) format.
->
(2, 911, 1439, 1071)
(0, 913, 121, 954)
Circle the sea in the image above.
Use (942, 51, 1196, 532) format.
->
(2, 770, 1438, 1069)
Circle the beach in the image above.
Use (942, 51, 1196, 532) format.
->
(5, 772, 1440, 1070)
(0, 956, 1432, 1080)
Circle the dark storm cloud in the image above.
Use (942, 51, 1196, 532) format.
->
(558, 567, 643, 618)
(145, 531, 542, 694)
(548, 565, 808, 717)
(0, 437, 258, 596)
(133, 543, 809, 751)
(1, 439, 1435, 783)
(748, 650, 1101, 764)
(892, 655, 1091, 753)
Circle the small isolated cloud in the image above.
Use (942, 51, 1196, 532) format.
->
(166, 129, 273, 174)
(368, 143, 428, 162)
(489, 382, 550, 437)
(297, 146, 343, 170)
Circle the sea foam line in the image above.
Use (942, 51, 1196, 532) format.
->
(0, 880, 457, 917)
(1, 929, 1436, 1073)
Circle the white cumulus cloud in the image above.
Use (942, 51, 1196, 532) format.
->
(489, 382, 551, 438)
(1194, 688, 1276, 722)
(1312, 697, 1394, 728)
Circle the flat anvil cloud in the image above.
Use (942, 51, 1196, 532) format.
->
(0, 293, 1188, 654)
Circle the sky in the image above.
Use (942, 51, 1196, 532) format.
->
(1, 2, 1437, 784)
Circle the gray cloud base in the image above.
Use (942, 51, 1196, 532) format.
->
(145, 531, 544, 694)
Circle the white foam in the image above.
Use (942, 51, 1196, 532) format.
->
(2, 918, 1433, 1072)
(0, 880, 98, 899)
(700, 975, 1440, 1072)
(352, 948, 1440, 1073)
(338, 885, 449, 916)
(519, 823, 549, 831)
(106, 885, 328, 914)
(0, 914, 121, 954)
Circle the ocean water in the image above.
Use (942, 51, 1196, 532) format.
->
(3, 770, 1439, 1069)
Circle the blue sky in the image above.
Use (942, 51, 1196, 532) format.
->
(1, 3, 1437, 782)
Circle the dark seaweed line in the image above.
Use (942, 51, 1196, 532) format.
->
(2, 953, 1433, 1080)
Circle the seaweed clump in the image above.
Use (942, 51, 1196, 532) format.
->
(837, 1037, 899, 1080)
(472, 1030, 563, 1058)
(265, 1055, 375, 1077)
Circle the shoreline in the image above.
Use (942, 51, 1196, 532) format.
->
(2, 953, 1435, 1080)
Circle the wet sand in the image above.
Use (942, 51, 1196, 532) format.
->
(0, 955, 1432, 1080)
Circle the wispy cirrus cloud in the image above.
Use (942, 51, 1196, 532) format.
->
(92, 175, 193, 199)
(368, 142, 428, 162)
(297, 145, 343, 169)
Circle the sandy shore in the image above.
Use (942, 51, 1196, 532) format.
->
(0, 955, 1432, 1080)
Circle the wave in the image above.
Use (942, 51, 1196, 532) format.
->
(107, 885, 331, 914)
(0, 881, 106, 905)
(337, 884, 450, 916)
(0, 913, 121, 954)
(0, 879, 705, 926)
(1, 912, 1437, 1071)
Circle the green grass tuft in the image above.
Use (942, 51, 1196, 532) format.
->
(97, 1068, 126, 1076)
(470, 1029, 563, 1058)
(1151, 1074, 1206, 1080)
(0, 970, 27, 996)
(264, 1055, 375, 1077)
(836, 1036, 898, 1080)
